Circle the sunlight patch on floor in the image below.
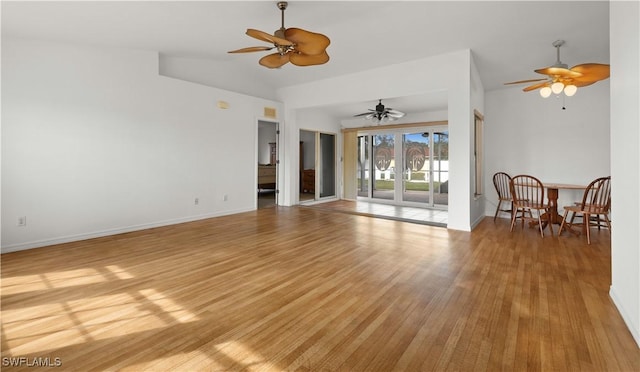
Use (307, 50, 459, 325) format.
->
(2, 266, 199, 356)
(215, 340, 280, 371)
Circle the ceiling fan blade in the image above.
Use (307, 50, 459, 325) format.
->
(354, 111, 374, 117)
(572, 81, 596, 88)
(504, 78, 548, 85)
(259, 52, 290, 69)
(387, 110, 406, 118)
(570, 63, 610, 82)
(227, 46, 275, 53)
(246, 28, 293, 46)
(523, 81, 551, 92)
(285, 28, 331, 56)
(289, 51, 330, 66)
(535, 66, 582, 78)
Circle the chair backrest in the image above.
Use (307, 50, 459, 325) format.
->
(493, 172, 512, 200)
(581, 176, 611, 213)
(510, 174, 545, 206)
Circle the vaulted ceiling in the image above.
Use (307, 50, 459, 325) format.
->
(2, 1, 610, 119)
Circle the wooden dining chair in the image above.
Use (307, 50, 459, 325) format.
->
(492, 172, 513, 221)
(509, 175, 553, 237)
(558, 176, 611, 244)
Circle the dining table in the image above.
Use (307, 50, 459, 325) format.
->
(541, 182, 587, 227)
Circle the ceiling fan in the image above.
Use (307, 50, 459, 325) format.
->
(227, 1, 330, 69)
(354, 99, 406, 123)
(504, 40, 610, 97)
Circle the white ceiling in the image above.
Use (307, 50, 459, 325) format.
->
(1, 1, 610, 120)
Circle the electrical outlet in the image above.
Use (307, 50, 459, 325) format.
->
(194, 198, 199, 205)
(17, 216, 27, 226)
(223, 194, 228, 201)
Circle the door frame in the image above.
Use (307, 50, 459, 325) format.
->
(299, 129, 338, 204)
(256, 119, 279, 208)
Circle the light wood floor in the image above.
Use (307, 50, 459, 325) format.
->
(1, 207, 638, 371)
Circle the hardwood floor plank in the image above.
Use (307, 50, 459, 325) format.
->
(1, 207, 638, 371)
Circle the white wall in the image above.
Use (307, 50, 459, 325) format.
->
(609, 0, 640, 347)
(159, 55, 277, 101)
(484, 80, 611, 218)
(1, 39, 283, 252)
(277, 50, 479, 231)
(470, 53, 486, 228)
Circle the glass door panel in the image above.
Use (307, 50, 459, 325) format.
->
(357, 135, 369, 197)
(402, 132, 430, 204)
(433, 131, 449, 206)
(372, 134, 394, 200)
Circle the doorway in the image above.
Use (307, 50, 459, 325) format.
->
(300, 130, 337, 203)
(257, 120, 278, 209)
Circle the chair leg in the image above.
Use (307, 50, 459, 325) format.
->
(585, 213, 591, 244)
(559, 209, 569, 236)
(494, 200, 502, 221)
(521, 208, 528, 228)
(509, 201, 514, 222)
(604, 214, 612, 230)
(537, 211, 545, 237)
(510, 207, 518, 232)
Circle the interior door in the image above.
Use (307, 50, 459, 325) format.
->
(300, 130, 336, 202)
(319, 133, 336, 198)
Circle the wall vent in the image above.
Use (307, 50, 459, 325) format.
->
(264, 107, 277, 118)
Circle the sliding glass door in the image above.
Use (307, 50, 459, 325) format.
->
(372, 134, 395, 200)
(357, 126, 448, 208)
(419, 130, 449, 207)
(402, 132, 430, 204)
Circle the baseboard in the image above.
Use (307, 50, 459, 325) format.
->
(471, 214, 485, 229)
(610, 285, 640, 348)
(1, 207, 254, 254)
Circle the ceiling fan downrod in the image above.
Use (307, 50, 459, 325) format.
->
(274, 1, 293, 55)
(552, 39, 568, 69)
(275, 2, 288, 38)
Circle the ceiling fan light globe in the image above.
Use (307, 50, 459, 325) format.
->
(564, 84, 578, 96)
(540, 87, 552, 98)
(551, 82, 564, 94)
